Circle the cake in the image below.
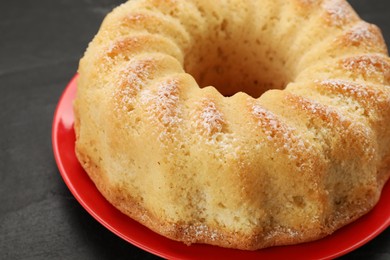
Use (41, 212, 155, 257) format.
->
(74, 0, 390, 250)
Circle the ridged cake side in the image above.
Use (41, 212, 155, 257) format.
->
(74, 0, 390, 249)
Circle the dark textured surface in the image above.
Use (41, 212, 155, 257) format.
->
(0, 1, 389, 259)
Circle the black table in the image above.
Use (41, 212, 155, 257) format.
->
(1, 1, 389, 259)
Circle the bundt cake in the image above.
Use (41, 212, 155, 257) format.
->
(74, 0, 390, 250)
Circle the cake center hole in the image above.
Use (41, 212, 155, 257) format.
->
(183, 20, 293, 98)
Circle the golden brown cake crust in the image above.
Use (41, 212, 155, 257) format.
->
(74, 0, 390, 250)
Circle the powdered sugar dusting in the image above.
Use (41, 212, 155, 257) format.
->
(323, 0, 352, 26)
(341, 55, 390, 82)
(319, 79, 370, 99)
(138, 78, 182, 143)
(122, 77, 183, 148)
(152, 78, 181, 126)
(197, 100, 225, 136)
(190, 99, 239, 156)
(265, 226, 300, 240)
(183, 223, 219, 242)
(288, 94, 348, 125)
(252, 105, 309, 161)
(113, 58, 156, 114)
(287, 93, 376, 160)
(346, 23, 376, 44)
(139, 89, 153, 104)
(252, 105, 283, 142)
(316, 79, 389, 119)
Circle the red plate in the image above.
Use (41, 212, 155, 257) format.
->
(53, 74, 390, 260)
